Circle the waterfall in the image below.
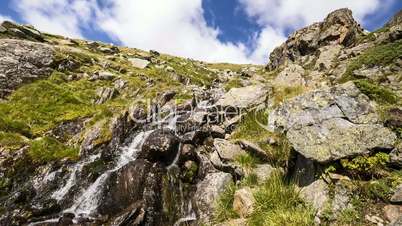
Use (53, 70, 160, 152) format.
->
(64, 130, 153, 218)
(51, 154, 100, 201)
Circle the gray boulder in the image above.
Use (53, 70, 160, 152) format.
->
(129, 57, 150, 69)
(0, 39, 54, 98)
(194, 172, 233, 223)
(94, 87, 116, 104)
(213, 138, 247, 162)
(215, 85, 267, 109)
(268, 82, 397, 163)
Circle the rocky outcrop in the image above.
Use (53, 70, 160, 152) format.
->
(267, 8, 363, 70)
(0, 21, 44, 42)
(269, 81, 397, 162)
(0, 39, 54, 98)
(215, 85, 268, 109)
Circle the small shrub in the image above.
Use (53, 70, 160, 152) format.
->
(29, 137, 79, 164)
(341, 152, 390, 178)
(235, 154, 260, 171)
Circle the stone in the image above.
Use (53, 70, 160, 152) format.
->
(1, 21, 44, 41)
(365, 215, 384, 225)
(385, 108, 402, 129)
(253, 164, 277, 182)
(390, 147, 402, 168)
(384, 205, 402, 224)
(89, 71, 115, 81)
(273, 64, 306, 87)
(391, 184, 402, 204)
(215, 85, 267, 109)
(114, 79, 127, 90)
(194, 172, 233, 223)
(140, 129, 180, 164)
(315, 45, 342, 71)
(300, 179, 329, 217)
(386, 9, 402, 28)
(237, 140, 270, 162)
(94, 87, 116, 104)
(390, 216, 402, 226)
(233, 187, 255, 218)
(268, 82, 397, 163)
(129, 57, 150, 69)
(0, 25, 6, 33)
(0, 39, 54, 98)
(213, 138, 247, 162)
(210, 125, 226, 139)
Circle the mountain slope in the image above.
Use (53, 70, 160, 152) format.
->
(0, 7, 401, 226)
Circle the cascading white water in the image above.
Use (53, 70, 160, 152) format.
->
(51, 154, 100, 201)
(64, 130, 153, 217)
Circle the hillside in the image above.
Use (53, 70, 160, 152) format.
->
(0, 8, 401, 226)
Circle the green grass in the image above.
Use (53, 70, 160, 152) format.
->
(29, 136, 79, 164)
(354, 80, 398, 104)
(272, 86, 305, 106)
(0, 132, 28, 151)
(0, 79, 95, 136)
(341, 39, 402, 82)
(213, 182, 238, 223)
(248, 172, 315, 226)
(224, 78, 244, 91)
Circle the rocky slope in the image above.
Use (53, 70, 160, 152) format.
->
(0, 8, 401, 226)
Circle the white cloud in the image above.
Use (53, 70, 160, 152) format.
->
(238, 0, 384, 30)
(11, 0, 395, 64)
(0, 15, 13, 23)
(13, 0, 97, 38)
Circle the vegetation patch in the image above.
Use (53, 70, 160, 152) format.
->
(354, 80, 398, 104)
(0, 132, 28, 151)
(340, 152, 390, 178)
(29, 136, 79, 164)
(213, 183, 238, 223)
(224, 78, 244, 91)
(272, 86, 305, 106)
(248, 172, 315, 226)
(341, 39, 402, 82)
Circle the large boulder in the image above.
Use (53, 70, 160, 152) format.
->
(268, 82, 397, 163)
(194, 172, 233, 223)
(267, 8, 363, 70)
(213, 139, 247, 162)
(215, 85, 267, 109)
(0, 39, 54, 98)
(139, 129, 180, 164)
(273, 63, 306, 87)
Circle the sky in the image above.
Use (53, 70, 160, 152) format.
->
(0, 0, 401, 64)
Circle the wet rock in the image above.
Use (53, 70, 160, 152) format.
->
(194, 172, 233, 223)
(391, 184, 402, 204)
(140, 129, 180, 164)
(95, 87, 117, 104)
(0, 39, 54, 98)
(268, 82, 397, 163)
(233, 187, 255, 218)
(237, 140, 270, 162)
(215, 85, 267, 109)
(384, 205, 402, 224)
(273, 64, 306, 87)
(213, 139, 247, 162)
(129, 57, 150, 69)
(89, 71, 116, 81)
(51, 119, 84, 142)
